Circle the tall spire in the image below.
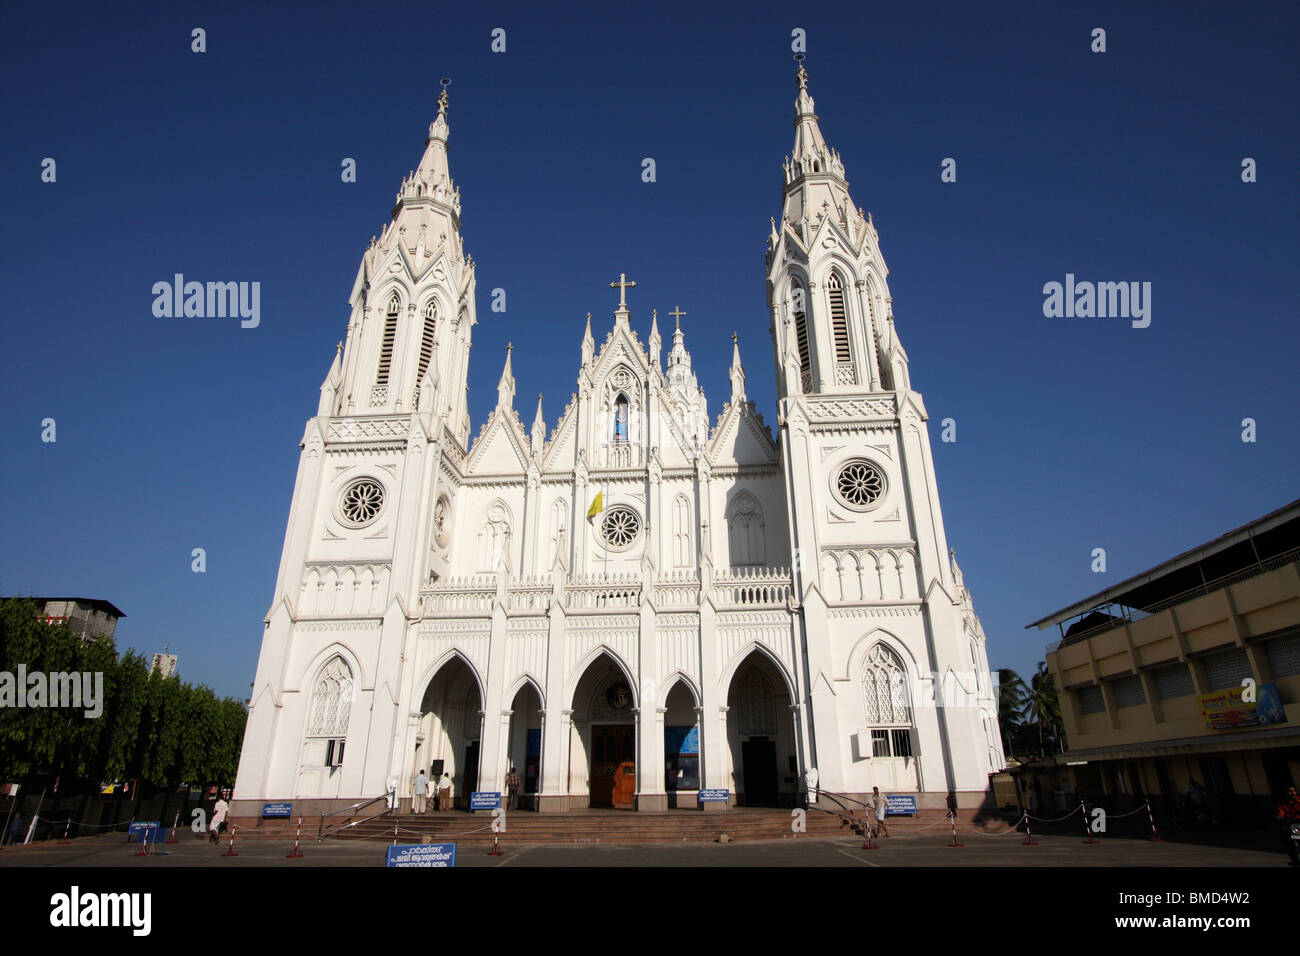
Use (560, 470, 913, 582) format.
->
(497, 342, 515, 409)
(729, 332, 746, 402)
(781, 61, 851, 231)
(397, 78, 461, 225)
(789, 61, 842, 178)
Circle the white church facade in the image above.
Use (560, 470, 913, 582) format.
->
(232, 66, 1004, 815)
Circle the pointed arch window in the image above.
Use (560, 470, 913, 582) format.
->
(791, 281, 812, 392)
(376, 293, 400, 387)
(306, 656, 354, 767)
(863, 643, 914, 758)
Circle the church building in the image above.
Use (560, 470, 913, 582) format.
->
(232, 66, 1004, 815)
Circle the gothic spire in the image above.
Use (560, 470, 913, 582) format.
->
(497, 342, 515, 409)
(531, 393, 546, 453)
(581, 312, 594, 367)
(729, 331, 746, 402)
(396, 79, 461, 227)
(780, 62, 851, 231)
(649, 308, 662, 367)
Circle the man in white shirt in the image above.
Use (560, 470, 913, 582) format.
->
(209, 793, 229, 844)
(439, 772, 453, 811)
(871, 786, 889, 837)
(413, 770, 429, 813)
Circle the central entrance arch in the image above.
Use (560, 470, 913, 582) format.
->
(726, 650, 796, 807)
(415, 654, 482, 811)
(570, 652, 637, 809)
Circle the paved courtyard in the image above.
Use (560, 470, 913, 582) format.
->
(0, 829, 1289, 867)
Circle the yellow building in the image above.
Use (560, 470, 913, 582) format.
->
(1028, 499, 1300, 824)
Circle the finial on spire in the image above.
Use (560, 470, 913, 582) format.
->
(794, 53, 808, 92)
(438, 77, 451, 117)
(669, 305, 687, 330)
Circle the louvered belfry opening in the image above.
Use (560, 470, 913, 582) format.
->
(828, 273, 857, 385)
(792, 281, 812, 392)
(377, 293, 399, 386)
(829, 273, 850, 362)
(414, 300, 437, 404)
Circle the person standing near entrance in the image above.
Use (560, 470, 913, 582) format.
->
(506, 766, 521, 811)
(871, 786, 889, 838)
(413, 769, 429, 814)
(439, 771, 453, 811)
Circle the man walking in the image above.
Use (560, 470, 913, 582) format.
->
(438, 771, 453, 811)
(209, 791, 229, 845)
(871, 786, 889, 838)
(413, 769, 429, 814)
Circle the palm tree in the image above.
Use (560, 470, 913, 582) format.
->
(996, 669, 1029, 758)
(1026, 662, 1062, 756)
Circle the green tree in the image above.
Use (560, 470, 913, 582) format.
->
(996, 668, 1029, 758)
(1, 598, 248, 791)
(1026, 661, 1063, 756)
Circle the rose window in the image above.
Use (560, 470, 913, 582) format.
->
(835, 460, 886, 509)
(602, 506, 640, 550)
(341, 478, 384, 525)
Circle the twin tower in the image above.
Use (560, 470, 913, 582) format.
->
(233, 67, 1003, 815)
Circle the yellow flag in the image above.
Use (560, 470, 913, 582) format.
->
(587, 491, 604, 520)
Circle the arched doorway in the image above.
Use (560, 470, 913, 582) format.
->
(416, 656, 482, 811)
(663, 679, 700, 808)
(505, 681, 543, 810)
(570, 653, 637, 809)
(726, 652, 796, 806)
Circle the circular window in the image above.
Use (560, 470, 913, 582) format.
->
(835, 460, 886, 510)
(340, 478, 385, 526)
(601, 506, 641, 551)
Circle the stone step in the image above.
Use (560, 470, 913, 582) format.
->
(225, 807, 1004, 843)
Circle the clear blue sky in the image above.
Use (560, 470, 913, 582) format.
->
(1, 1, 1297, 699)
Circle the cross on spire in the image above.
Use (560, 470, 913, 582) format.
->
(610, 273, 637, 309)
(669, 306, 687, 329)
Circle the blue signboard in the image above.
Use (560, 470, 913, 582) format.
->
(127, 821, 160, 842)
(469, 791, 501, 811)
(885, 794, 917, 816)
(261, 802, 293, 818)
(698, 789, 730, 803)
(386, 843, 457, 868)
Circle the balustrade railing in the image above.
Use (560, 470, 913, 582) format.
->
(714, 566, 792, 607)
(419, 568, 792, 614)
